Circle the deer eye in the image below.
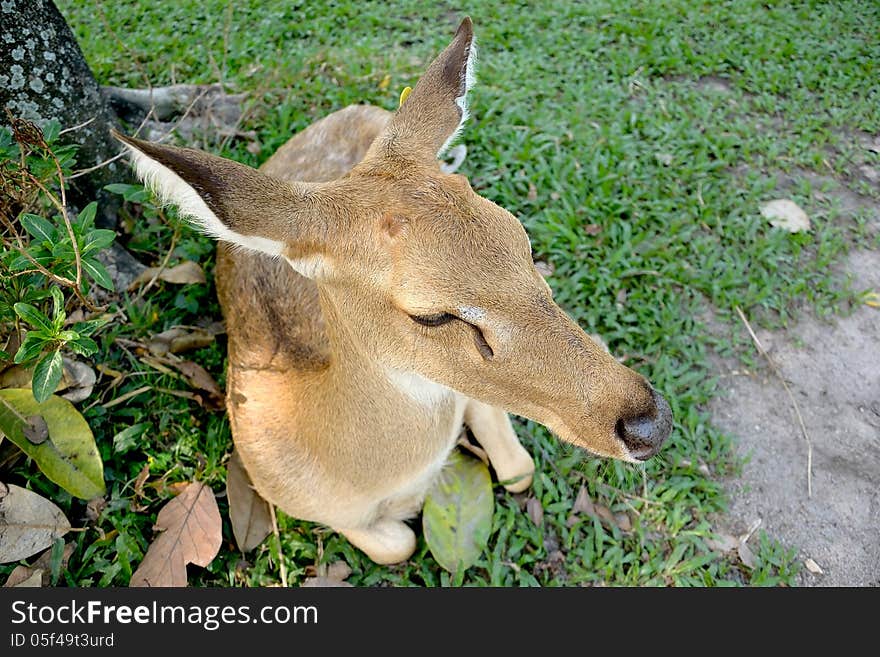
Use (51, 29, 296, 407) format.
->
(409, 312, 456, 327)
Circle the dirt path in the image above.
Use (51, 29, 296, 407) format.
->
(710, 248, 880, 586)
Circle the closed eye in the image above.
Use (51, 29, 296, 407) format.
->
(408, 311, 494, 360)
(409, 312, 456, 327)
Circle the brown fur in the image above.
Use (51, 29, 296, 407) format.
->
(116, 18, 671, 564)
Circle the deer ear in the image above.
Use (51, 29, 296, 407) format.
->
(113, 131, 331, 279)
(371, 17, 476, 161)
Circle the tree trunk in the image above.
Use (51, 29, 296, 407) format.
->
(0, 0, 125, 227)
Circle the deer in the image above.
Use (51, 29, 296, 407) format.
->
(113, 17, 673, 565)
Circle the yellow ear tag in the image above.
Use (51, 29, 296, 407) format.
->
(399, 86, 412, 107)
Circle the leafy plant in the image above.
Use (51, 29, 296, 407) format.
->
(1, 118, 114, 402)
(1, 116, 112, 498)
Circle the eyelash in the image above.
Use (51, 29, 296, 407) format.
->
(408, 312, 494, 359)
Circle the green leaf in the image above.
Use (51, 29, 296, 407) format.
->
(81, 257, 114, 291)
(112, 422, 150, 454)
(75, 202, 98, 231)
(81, 229, 116, 255)
(105, 183, 149, 203)
(42, 120, 60, 144)
(0, 389, 105, 499)
(13, 333, 50, 364)
(32, 350, 63, 403)
(20, 214, 56, 244)
(422, 449, 494, 575)
(50, 286, 65, 327)
(66, 336, 98, 357)
(71, 317, 109, 337)
(13, 302, 53, 333)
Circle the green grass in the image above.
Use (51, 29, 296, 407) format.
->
(5, 0, 876, 587)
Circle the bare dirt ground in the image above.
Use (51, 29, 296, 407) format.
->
(711, 246, 879, 586)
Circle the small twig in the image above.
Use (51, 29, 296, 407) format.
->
(735, 305, 813, 497)
(101, 385, 152, 409)
(268, 504, 288, 587)
(58, 116, 96, 136)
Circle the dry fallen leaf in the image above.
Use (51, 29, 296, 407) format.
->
(613, 512, 632, 532)
(147, 326, 219, 356)
(301, 576, 353, 588)
(655, 152, 673, 166)
(59, 358, 96, 403)
(804, 557, 824, 575)
(172, 360, 225, 410)
(760, 199, 811, 233)
(0, 482, 71, 564)
(5, 568, 43, 587)
(130, 481, 222, 587)
(527, 182, 537, 201)
(534, 260, 554, 277)
(526, 496, 544, 527)
(572, 485, 596, 517)
(737, 541, 758, 569)
(128, 261, 206, 289)
(4, 542, 76, 587)
(584, 223, 602, 236)
(594, 504, 615, 526)
(301, 560, 353, 587)
(226, 450, 272, 552)
(705, 532, 740, 553)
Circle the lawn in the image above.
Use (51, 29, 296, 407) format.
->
(3, 0, 877, 586)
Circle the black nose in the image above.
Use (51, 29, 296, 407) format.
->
(615, 389, 673, 461)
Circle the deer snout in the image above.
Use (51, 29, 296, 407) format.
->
(614, 388, 673, 461)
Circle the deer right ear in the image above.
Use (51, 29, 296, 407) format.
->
(113, 131, 332, 279)
(369, 17, 476, 163)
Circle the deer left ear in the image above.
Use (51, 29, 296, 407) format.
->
(111, 130, 334, 279)
(369, 17, 476, 162)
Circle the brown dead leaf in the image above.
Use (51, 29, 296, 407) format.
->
(705, 532, 740, 553)
(804, 557, 824, 575)
(572, 485, 596, 517)
(594, 504, 615, 526)
(0, 482, 71, 564)
(526, 497, 544, 526)
(86, 497, 107, 522)
(226, 450, 272, 552)
(60, 358, 96, 403)
(172, 360, 225, 410)
(148, 326, 217, 356)
(130, 463, 150, 512)
(301, 576, 353, 587)
(534, 260, 554, 277)
(584, 223, 602, 236)
(130, 482, 222, 587)
(129, 261, 206, 290)
(4, 567, 43, 587)
(613, 512, 632, 532)
(527, 182, 537, 201)
(760, 199, 811, 233)
(301, 560, 353, 587)
(737, 541, 758, 569)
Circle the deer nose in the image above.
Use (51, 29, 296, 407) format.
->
(615, 389, 673, 461)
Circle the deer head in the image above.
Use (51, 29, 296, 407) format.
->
(113, 17, 672, 462)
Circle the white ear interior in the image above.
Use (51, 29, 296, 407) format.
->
(124, 144, 284, 258)
(438, 39, 477, 157)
